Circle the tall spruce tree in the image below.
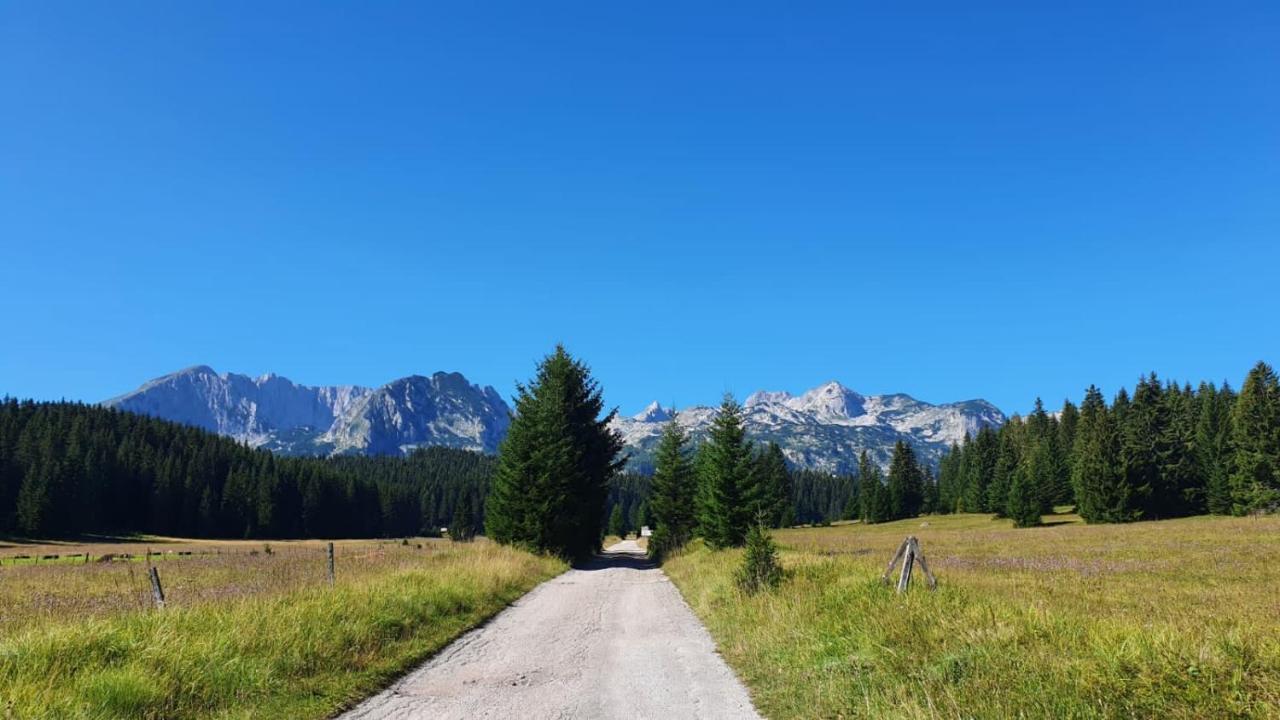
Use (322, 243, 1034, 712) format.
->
(753, 442, 793, 528)
(1229, 362, 1280, 514)
(988, 418, 1021, 517)
(486, 345, 624, 561)
(1073, 386, 1136, 523)
(648, 415, 696, 556)
(1007, 462, 1042, 528)
(1196, 382, 1234, 514)
(696, 394, 754, 548)
(936, 442, 961, 514)
(607, 503, 627, 538)
(962, 428, 998, 512)
(886, 440, 924, 520)
(857, 450, 889, 524)
(1159, 382, 1203, 516)
(921, 465, 939, 515)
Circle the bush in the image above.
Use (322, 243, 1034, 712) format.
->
(735, 523, 783, 593)
(647, 526, 672, 563)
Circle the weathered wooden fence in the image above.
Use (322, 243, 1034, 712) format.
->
(881, 535, 937, 593)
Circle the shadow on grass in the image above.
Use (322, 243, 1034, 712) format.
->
(0, 533, 157, 549)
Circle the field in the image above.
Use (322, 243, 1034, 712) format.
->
(0, 535, 565, 719)
(664, 512, 1280, 719)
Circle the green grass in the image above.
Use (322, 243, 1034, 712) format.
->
(663, 512, 1280, 719)
(0, 540, 565, 719)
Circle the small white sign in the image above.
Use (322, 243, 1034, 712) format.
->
(640, 526, 652, 537)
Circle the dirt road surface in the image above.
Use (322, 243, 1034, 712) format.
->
(338, 540, 760, 720)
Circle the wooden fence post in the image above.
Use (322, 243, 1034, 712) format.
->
(909, 537, 938, 591)
(896, 538, 914, 593)
(881, 538, 910, 585)
(883, 536, 938, 594)
(327, 542, 335, 586)
(149, 566, 166, 608)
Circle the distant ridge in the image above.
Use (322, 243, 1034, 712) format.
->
(107, 368, 1005, 471)
(612, 381, 1006, 473)
(105, 366, 511, 455)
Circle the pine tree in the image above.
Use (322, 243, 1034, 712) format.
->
(450, 491, 477, 542)
(886, 440, 923, 520)
(857, 450, 889, 523)
(486, 345, 624, 561)
(921, 465, 939, 514)
(648, 415, 696, 557)
(753, 442, 793, 528)
(1159, 382, 1203, 516)
(1196, 382, 1234, 514)
(735, 521, 783, 593)
(962, 428, 998, 512)
(1027, 437, 1057, 515)
(1229, 362, 1280, 514)
(608, 502, 627, 538)
(1007, 462, 1042, 528)
(696, 394, 753, 548)
(1073, 386, 1137, 523)
(936, 442, 961, 514)
(988, 419, 1021, 517)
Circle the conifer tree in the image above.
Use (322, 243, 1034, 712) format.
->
(988, 419, 1021, 517)
(696, 394, 753, 548)
(1196, 382, 1234, 514)
(450, 491, 477, 542)
(752, 442, 793, 528)
(857, 450, 888, 523)
(648, 415, 696, 555)
(1007, 463, 1042, 528)
(921, 465, 939, 514)
(936, 442, 961, 514)
(1229, 361, 1280, 514)
(736, 521, 783, 593)
(608, 502, 627, 538)
(962, 427, 998, 512)
(886, 440, 923, 520)
(486, 345, 624, 561)
(1159, 382, 1203, 515)
(1073, 386, 1137, 523)
(1027, 437, 1057, 514)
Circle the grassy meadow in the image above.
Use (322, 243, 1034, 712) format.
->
(664, 512, 1280, 719)
(0, 536, 565, 719)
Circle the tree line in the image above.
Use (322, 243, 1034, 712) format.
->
(0, 397, 495, 539)
(936, 361, 1279, 526)
(647, 394, 846, 558)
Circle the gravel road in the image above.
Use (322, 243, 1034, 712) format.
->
(338, 540, 761, 720)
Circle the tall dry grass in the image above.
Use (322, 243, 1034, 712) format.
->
(664, 513, 1280, 719)
(0, 537, 565, 719)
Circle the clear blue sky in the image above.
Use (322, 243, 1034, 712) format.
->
(2, 1, 1277, 416)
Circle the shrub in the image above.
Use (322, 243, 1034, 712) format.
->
(735, 523, 783, 593)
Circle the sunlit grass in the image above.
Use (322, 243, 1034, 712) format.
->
(0, 537, 565, 719)
(664, 512, 1280, 719)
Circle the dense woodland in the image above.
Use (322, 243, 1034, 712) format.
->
(934, 361, 1280, 526)
(6, 360, 1274, 544)
(0, 398, 494, 539)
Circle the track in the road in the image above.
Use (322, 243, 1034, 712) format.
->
(338, 540, 761, 720)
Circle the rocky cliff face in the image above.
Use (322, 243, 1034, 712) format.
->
(105, 366, 510, 455)
(611, 381, 1006, 473)
(107, 369, 1004, 472)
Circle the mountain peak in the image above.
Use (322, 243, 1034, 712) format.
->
(105, 366, 511, 456)
(178, 364, 218, 377)
(633, 401, 672, 423)
(745, 390, 793, 407)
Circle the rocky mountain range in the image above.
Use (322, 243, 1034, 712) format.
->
(105, 368, 1005, 472)
(610, 382, 1006, 473)
(104, 366, 511, 455)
